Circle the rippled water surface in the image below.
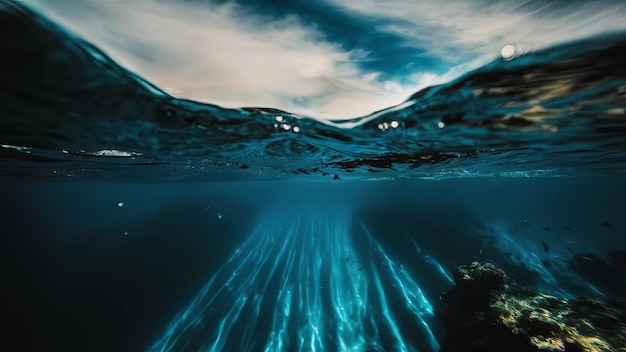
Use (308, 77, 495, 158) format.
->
(2, 2, 626, 181)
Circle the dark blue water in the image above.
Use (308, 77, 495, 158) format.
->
(1, 2, 625, 351)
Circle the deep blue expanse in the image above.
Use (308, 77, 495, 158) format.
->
(1, 2, 625, 351)
(3, 178, 625, 351)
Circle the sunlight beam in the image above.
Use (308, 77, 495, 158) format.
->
(151, 209, 443, 352)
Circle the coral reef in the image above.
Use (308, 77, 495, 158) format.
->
(439, 261, 626, 352)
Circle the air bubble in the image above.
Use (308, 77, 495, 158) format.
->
(501, 44, 516, 61)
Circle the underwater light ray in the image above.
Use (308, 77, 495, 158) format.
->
(362, 222, 441, 351)
(496, 229, 575, 300)
(206, 223, 289, 352)
(151, 218, 294, 352)
(423, 255, 454, 284)
(189, 228, 276, 351)
(151, 210, 451, 352)
(151, 232, 262, 351)
(295, 215, 325, 352)
(261, 214, 305, 351)
(328, 216, 368, 350)
(236, 215, 304, 350)
(370, 255, 412, 351)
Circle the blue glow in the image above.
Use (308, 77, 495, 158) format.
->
(493, 227, 575, 300)
(150, 208, 443, 351)
(424, 256, 454, 284)
(362, 223, 440, 352)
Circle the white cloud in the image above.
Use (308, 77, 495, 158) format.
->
(327, 0, 626, 115)
(21, 0, 626, 121)
(331, 0, 626, 62)
(23, 0, 412, 120)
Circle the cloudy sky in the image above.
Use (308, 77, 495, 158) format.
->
(23, 0, 626, 120)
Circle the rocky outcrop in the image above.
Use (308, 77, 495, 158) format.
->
(439, 261, 626, 352)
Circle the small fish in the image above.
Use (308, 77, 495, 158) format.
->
(564, 225, 575, 231)
(357, 267, 363, 271)
(541, 242, 550, 253)
(602, 221, 613, 228)
(542, 260, 552, 268)
(346, 257, 349, 262)
(542, 226, 551, 232)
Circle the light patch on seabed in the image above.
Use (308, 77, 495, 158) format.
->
(489, 226, 587, 300)
(149, 207, 441, 351)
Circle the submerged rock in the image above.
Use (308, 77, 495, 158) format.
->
(439, 261, 625, 351)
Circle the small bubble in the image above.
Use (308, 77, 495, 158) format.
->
(217, 213, 223, 220)
(118, 202, 124, 207)
(390, 120, 399, 128)
(501, 44, 516, 61)
(437, 122, 445, 129)
(124, 231, 128, 236)
(293, 126, 300, 133)
(275, 115, 284, 122)
(377, 124, 384, 130)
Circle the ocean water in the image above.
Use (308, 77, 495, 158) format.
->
(1, 2, 625, 352)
